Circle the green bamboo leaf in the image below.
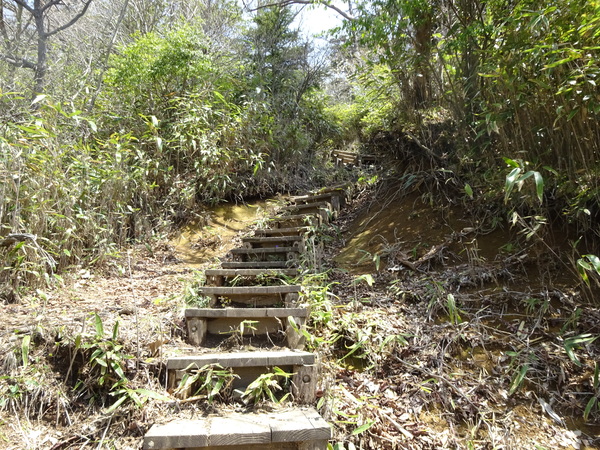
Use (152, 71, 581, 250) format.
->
(504, 167, 521, 203)
(112, 320, 119, 341)
(509, 364, 529, 395)
(533, 171, 544, 204)
(352, 420, 375, 435)
(94, 313, 104, 338)
(22, 335, 31, 369)
(135, 388, 171, 401)
(464, 183, 473, 199)
(584, 397, 596, 422)
(503, 157, 519, 168)
(105, 393, 128, 414)
(564, 334, 597, 366)
(585, 255, 600, 273)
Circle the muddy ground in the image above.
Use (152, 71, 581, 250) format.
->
(1, 181, 599, 449)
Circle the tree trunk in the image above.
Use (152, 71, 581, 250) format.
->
(33, 3, 47, 95)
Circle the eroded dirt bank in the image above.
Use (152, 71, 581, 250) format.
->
(320, 182, 600, 449)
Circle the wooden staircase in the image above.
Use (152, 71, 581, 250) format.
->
(143, 184, 351, 450)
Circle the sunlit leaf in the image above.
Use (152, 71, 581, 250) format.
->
(352, 420, 375, 435)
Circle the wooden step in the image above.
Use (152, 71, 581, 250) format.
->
(205, 268, 298, 286)
(269, 214, 321, 228)
(332, 150, 379, 167)
(230, 246, 301, 263)
(290, 193, 342, 212)
(185, 307, 308, 349)
(241, 235, 305, 249)
(166, 350, 318, 404)
(143, 407, 331, 449)
(253, 227, 309, 237)
(220, 261, 297, 270)
(279, 202, 333, 221)
(332, 150, 358, 165)
(197, 285, 301, 307)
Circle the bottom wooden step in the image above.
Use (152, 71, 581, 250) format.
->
(143, 407, 330, 449)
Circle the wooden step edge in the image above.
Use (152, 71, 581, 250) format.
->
(143, 407, 331, 449)
(280, 201, 331, 210)
(166, 350, 316, 369)
(254, 227, 310, 235)
(220, 262, 297, 269)
(242, 235, 304, 242)
(230, 246, 300, 254)
(269, 214, 319, 222)
(185, 307, 309, 318)
(205, 268, 299, 277)
(198, 285, 301, 294)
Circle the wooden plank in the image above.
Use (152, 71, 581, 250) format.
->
(205, 268, 298, 277)
(230, 246, 300, 255)
(187, 317, 208, 346)
(269, 213, 319, 222)
(292, 364, 318, 404)
(198, 286, 301, 295)
(271, 409, 331, 443)
(185, 308, 308, 318)
(291, 194, 341, 212)
(290, 192, 339, 203)
(143, 408, 331, 449)
(280, 201, 331, 212)
(143, 419, 210, 449)
(242, 236, 304, 244)
(208, 415, 271, 446)
(166, 350, 316, 370)
(220, 261, 294, 269)
(253, 227, 309, 236)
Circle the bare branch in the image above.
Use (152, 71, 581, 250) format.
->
(10, 0, 33, 13)
(0, 51, 36, 69)
(246, 0, 354, 22)
(45, 0, 93, 37)
(40, 0, 67, 14)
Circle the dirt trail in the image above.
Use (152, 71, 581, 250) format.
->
(1, 185, 599, 449)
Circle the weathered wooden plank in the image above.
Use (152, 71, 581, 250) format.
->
(220, 261, 294, 269)
(185, 308, 308, 318)
(208, 415, 271, 446)
(269, 213, 320, 225)
(241, 236, 304, 250)
(280, 201, 331, 212)
(253, 227, 309, 237)
(271, 409, 331, 443)
(205, 268, 298, 277)
(167, 350, 315, 370)
(291, 194, 341, 212)
(187, 317, 208, 347)
(292, 364, 318, 404)
(205, 268, 298, 287)
(198, 286, 300, 295)
(143, 408, 331, 450)
(230, 246, 300, 255)
(290, 192, 340, 203)
(144, 419, 210, 449)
